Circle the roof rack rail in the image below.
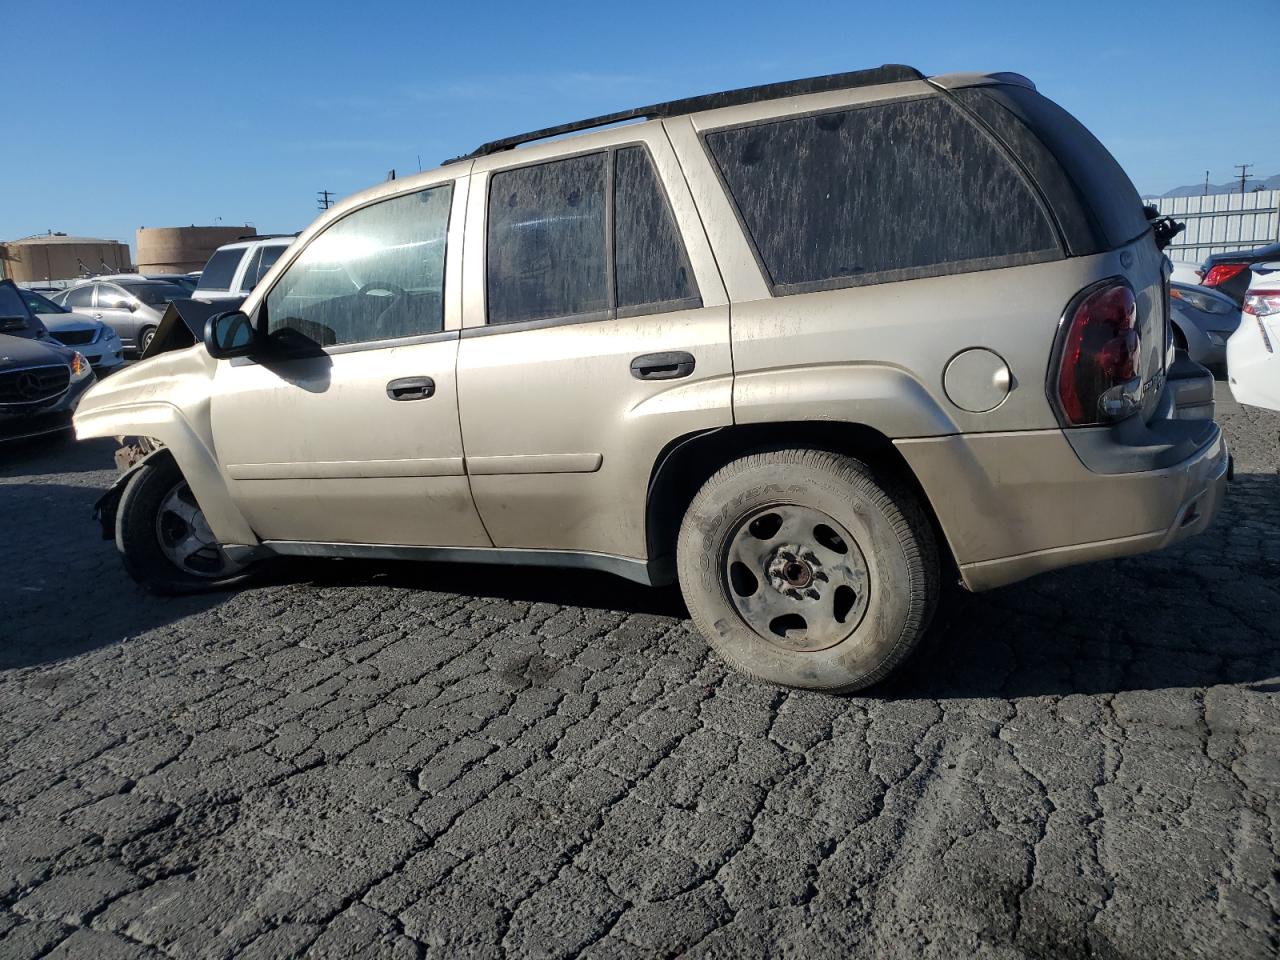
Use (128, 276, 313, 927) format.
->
(234, 233, 298, 242)
(443, 64, 923, 165)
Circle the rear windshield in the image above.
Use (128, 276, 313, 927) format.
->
(954, 85, 1149, 254)
(197, 248, 245, 291)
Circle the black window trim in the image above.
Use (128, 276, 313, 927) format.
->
(248, 179, 458, 360)
(478, 140, 703, 335)
(699, 92, 1066, 298)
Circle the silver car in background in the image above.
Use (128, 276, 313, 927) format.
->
(1169, 281, 1240, 371)
(51, 277, 189, 355)
(18, 287, 125, 375)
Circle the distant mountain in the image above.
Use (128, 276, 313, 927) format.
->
(1143, 173, 1280, 199)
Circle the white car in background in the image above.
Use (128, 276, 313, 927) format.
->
(18, 287, 125, 375)
(1169, 260, 1203, 285)
(193, 236, 294, 304)
(1226, 263, 1280, 411)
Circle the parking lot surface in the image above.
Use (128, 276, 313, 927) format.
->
(1, 384, 1277, 959)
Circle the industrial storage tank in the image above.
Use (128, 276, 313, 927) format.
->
(136, 225, 257, 274)
(0, 233, 131, 282)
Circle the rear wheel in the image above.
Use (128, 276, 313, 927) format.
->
(116, 455, 252, 594)
(676, 449, 939, 692)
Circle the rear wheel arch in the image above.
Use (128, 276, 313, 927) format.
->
(644, 420, 954, 585)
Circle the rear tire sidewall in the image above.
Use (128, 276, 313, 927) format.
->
(115, 455, 249, 594)
(677, 450, 936, 692)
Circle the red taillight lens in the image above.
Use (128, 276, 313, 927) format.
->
(1053, 281, 1141, 427)
(1201, 263, 1248, 287)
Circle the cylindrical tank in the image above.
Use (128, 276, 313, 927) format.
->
(136, 226, 257, 274)
(0, 234, 131, 282)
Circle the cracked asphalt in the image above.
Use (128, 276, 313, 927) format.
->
(1, 382, 1277, 959)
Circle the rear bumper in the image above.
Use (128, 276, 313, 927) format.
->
(896, 418, 1230, 592)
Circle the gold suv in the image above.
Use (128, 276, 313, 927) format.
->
(75, 65, 1229, 691)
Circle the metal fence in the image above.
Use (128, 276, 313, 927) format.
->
(1145, 189, 1280, 265)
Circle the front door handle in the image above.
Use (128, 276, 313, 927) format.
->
(630, 351, 696, 381)
(386, 376, 435, 401)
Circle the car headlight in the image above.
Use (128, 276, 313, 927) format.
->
(1170, 286, 1232, 315)
(70, 352, 93, 381)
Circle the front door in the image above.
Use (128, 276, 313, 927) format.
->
(92, 283, 144, 352)
(456, 135, 732, 562)
(211, 175, 490, 548)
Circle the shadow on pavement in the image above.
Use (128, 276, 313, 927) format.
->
(885, 471, 1280, 699)
(271, 555, 689, 619)
(5, 463, 1276, 698)
(0, 479, 224, 671)
(0, 435, 118, 478)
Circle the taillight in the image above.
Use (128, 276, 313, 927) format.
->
(1052, 279, 1142, 427)
(1201, 263, 1249, 287)
(1243, 291, 1280, 317)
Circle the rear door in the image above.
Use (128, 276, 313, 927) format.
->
(456, 129, 731, 562)
(211, 174, 490, 548)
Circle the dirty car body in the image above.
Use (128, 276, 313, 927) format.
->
(74, 65, 1229, 692)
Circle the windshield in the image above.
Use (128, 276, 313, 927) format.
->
(120, 282, 187, 307)
(0, 284, 46, 339)
(21, 290, 69, 314)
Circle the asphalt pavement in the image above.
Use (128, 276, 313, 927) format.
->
(1, 383, 1276, 959)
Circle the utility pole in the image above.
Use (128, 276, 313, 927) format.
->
(1234, 163, 1253, 195)
(1203, 170, 1209, 196)
(317, 189, 334, 211)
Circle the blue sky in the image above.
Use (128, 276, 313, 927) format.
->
(3, 0, 1273, 254)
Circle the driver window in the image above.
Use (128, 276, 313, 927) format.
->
(265, 183, 453, 347)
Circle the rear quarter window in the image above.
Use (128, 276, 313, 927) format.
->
(952, 85, 1149, 255)
(705, 95, 1060, 294)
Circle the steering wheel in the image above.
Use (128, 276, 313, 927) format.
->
(356, 281, 408, 338)
(356, 281, 407, 301)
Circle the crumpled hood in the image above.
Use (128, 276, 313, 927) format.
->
(0, 332, 70, 368)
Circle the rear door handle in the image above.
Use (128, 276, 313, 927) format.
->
(386, 376, 435, 401)
(630, 351, 696, 381)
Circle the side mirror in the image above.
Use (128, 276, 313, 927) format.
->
(203, 311, 260, 359)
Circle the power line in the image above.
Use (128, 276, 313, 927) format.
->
(1234, 163, 1253, 195)
(317, 189, 335, 211)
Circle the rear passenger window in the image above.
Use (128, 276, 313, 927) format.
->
(705, 96, 1060, 293)
(486, 146, 700, 326)
(63, 286, 93, 308)
(487, 153, 608, 325)
(265, 184, 452, 347)
(614, 146, 699, 315)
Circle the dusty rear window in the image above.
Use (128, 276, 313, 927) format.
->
(705, 95, 1060, 294)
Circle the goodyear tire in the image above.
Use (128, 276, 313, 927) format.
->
(676, 449, 939, 693)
